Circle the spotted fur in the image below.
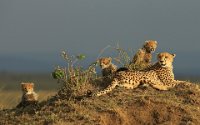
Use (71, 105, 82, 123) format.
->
(94, 52, 182, 96)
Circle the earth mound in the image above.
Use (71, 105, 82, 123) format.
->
(0, 81, 200, 125)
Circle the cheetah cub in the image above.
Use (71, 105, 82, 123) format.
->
(130, 40, 158, 70)
(16, 82, 38, 108)
(99, 57, 117, 78)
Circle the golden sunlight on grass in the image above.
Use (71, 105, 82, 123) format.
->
(0, 90, 56, 109)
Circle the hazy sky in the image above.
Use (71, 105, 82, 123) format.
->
(0, 0, 200, 74)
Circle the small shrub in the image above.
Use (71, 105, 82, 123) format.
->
(113, 44, 131, 68)
(52, 51, 97, 99)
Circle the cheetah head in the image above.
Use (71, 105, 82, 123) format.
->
(143, 40, 158, 53)
(157, 52, 176, 68)
(21, 82, 34, 94)
(99, 57, 112, 69)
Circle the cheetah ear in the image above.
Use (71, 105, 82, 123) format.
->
(96, 60, 99, 65)
(97, 58, 102, 63)
(21, 82, 25, 89)
(156, 53, 160, 58)
(143, 41, 147, 48)
(155, 41, 157, 44)
(171, 54, 176, 58)
(96, 59, 100, 63)
(30, 82, 34, 86)
(108, 57, 112, 62)
(144, 40, 149, 47)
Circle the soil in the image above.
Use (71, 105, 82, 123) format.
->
(0, 81, 200, 125)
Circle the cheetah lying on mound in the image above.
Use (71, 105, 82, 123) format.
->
(129, 40, 158, 70)
(93, 52, 184, 96)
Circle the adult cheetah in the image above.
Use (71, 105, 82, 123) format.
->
(94, 52, 182, 96)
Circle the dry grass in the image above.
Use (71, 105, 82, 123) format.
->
(1, 81, 200, 125)
(0, 48, 200, 124)
(0, 90, 56, 108)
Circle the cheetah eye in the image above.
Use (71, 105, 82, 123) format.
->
(165, 56, 168, 59)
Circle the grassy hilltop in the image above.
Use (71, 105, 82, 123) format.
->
(0, 50, 200, 125)
(0, 81, 200, 125)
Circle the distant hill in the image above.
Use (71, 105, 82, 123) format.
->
(1, 51, 200, 75)
(0, 55, 52, 72)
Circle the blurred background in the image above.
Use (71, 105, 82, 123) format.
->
(0, 0, 200, 100)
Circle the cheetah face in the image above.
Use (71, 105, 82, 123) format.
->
(21, 82, 34, 93)
(99, 57, 112, 69)
(157, 52, 176, 68)
(144, 40, 158, 53)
